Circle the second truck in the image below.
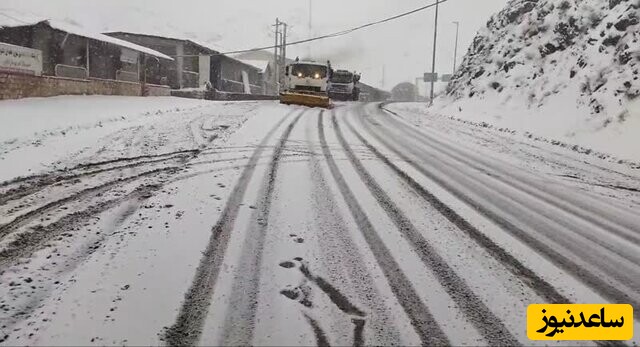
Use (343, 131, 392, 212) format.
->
(328, 70, 361, 101)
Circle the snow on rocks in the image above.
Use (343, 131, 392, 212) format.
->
(437, 0, 639, 162)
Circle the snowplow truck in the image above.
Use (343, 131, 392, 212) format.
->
(280, 60, 332, 108)
(328, 70, 361, 101)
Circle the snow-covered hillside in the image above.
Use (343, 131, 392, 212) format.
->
(433, 0, 639, 161)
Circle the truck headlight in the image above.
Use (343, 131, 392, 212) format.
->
(314, 73, 320, 79)
(297, 72, 303, 77)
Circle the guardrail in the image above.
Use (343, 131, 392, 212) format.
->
(54, 64, 87, 79)
(116, 70, 139, 82)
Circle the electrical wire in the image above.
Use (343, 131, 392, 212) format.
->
(176, 0, 448, 57)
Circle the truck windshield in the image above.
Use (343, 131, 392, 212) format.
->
(290, 64, 327, 78)
(331, 72, 353, 84)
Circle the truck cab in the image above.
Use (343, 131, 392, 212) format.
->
(328, 70, 361, 101)
(284, 60, 331, 95)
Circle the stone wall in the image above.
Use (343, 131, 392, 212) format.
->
(0, 72, 170, 100)
(145, 83, 171, 97)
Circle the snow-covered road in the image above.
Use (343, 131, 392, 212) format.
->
(0, 99, 638, 346)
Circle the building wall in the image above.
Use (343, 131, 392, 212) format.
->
(1, 24, 122, 79)
(89, 40, 122, 80)
(219, 57, 261, 85)
(218, 57, 263, 94)
(30, 24, 54, 75)
(59, 33, 86, 69)
(0, 72, 170, 100)
(1, 24, 55, 75)
(105, 33, 265, 93)
(0, 26, 33, 48)
(106, 33, 180, 88)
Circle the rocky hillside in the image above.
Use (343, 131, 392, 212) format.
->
(445, 0, 639, 124)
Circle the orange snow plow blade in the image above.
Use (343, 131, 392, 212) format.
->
(280, 92, 331, 108)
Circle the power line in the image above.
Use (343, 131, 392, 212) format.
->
(175, 0, 449, 57)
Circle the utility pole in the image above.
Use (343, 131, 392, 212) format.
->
(308, 0, 312, 59)
(429, 0, 439, 106)
(381, 64, 385, 89)
(273, 18, 281, 93)
(281, 22, 288, 68)
(452, 21, 460, 75)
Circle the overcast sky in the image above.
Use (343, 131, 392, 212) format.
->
(2, 0, 509, 90)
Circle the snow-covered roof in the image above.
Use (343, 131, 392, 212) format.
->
(104, 31, 223, 54)
(0, 9, 173, 61)
(236, 59, 270, 72)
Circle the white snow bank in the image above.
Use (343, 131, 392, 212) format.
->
(391, 98, 640, 163)
(0, 95, 210, 141)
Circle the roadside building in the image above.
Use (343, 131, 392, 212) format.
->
(234, 59, 271, 94)
(105, 32, 265, 94)
(233, 50, 294, 95)
(234, 50, 279, 95)
(0, 10, 172, 99)
(218, 56, 263, 94)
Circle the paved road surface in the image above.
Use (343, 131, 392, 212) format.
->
(1, 101, 639, 346)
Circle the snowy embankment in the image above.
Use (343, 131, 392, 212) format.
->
(433, 0, 639, 162)
(391, 97, 640, 163)
(0, 96, 242, 181)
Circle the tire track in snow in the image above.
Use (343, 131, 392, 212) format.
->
(371, 111, 640, 305)
(304, 112, 403, 346)
(0, 151, 197, 206)
(162, 109, 299, 346)
(219, 111, 303, 345)
(317, 111, 450, 346)
(0, 149, 196, 194)
(332, 113, 520, 346)
(381, 109, 640, 251)
(0, 185, 161, 341)
(0, 166, 180, 242)
(343, 115, 567, 305)
(356, 108, 640, 316)
(0, 184, 161, 270)
(380, 112, 640, 286)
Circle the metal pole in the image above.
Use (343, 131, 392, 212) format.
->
(85, 39, 90, 79)
(281, 23, 287, 66)
(452, 21, 459, 75)
(142, 54, 147, 96)
(308, 0, 312, 58)
(429, 0, 439, 106)
(274, 18, 280, 93)
(278, 30, 284, 87)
